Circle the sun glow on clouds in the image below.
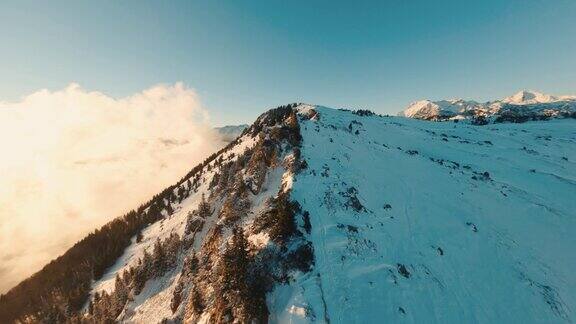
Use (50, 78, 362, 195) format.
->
(0, 83, 225, 293)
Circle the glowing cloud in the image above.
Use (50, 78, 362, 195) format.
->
(0, 83, 225, 293)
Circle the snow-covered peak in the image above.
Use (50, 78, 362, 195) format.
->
(401, 100, 439, 118)
(501, 90, 576, 105)
(400, 99, 482, 120)
(502, 90, 557, 105)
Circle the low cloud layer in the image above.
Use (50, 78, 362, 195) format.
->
(0, 83, 226, 293)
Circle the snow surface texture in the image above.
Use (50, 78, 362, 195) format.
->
(400, 90, 576, 121)
(282, 106, 576, 323)
(89, 105, 575, 323)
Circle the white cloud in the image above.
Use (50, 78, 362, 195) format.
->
(0, 83, 226, 293)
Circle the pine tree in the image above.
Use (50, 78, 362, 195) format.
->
(182, 254, 199, 277)
(171, 281, 183, 313)
(177, 186, 186, 202)
(197, 194, 212, 218)
(113, 273, 128, 316)
(152, 238, 166, 275)
(133, 250, 153, 294)
(88, 299, 94, 316)
(190, 289, 204, 315)
(269, 194, 297, 243)
(219, 227, 253, 321)
(217, 163, 231, 191)
(165, 233, 181, 268)
(142, 249, 153, 278)
(97, 290, 112, 321)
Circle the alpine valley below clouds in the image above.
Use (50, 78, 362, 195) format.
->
(0, 83, 232, 294)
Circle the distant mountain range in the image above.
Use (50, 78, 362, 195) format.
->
(399, 90, 576, 123)
(215, 124, 249, 142)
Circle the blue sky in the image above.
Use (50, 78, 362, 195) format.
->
(1, 0, 575, 125)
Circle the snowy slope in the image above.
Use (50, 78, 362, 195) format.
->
(82, 104, 575, 324)
(279, 106, 576, 323)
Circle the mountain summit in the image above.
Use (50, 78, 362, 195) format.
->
(502, 90, 576, 105)
(502, 90, 556, 105)
(1, 104, 575, 323)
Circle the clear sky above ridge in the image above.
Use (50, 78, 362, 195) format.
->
(1, 0, 575, 125)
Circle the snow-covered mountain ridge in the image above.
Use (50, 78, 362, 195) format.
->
(400, 90, 576, 123)
(1, 104, 575, 323)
